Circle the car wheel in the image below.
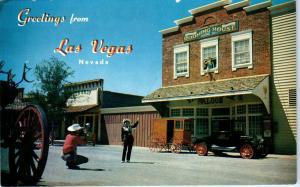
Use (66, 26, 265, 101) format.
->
(240, 144, 255, 159)
(195, 142, 208, 156)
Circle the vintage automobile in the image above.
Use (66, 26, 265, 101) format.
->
(192, 119, 269, 159)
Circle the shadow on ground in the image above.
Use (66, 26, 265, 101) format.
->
(70, 168, 105, 171)
(1, 171, 47, 186)
(127, 162, 155, 164)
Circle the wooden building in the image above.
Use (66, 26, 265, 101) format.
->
(62, 79, 103, 141)
(269, 1, 296, 154)
(100, 91, 160, 147)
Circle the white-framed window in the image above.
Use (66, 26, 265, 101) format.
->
(200, 37, 218, 75)
(231, 30, 253, 71)
(174, 44, 189, 78)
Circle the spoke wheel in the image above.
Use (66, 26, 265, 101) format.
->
(9, 105, 49, 184)
(195, 142, 208, 156)
(240, 144, 254, 159)
(149, 142, 160, 152)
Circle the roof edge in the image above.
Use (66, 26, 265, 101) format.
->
(224, 0, 249, 11)
(101, 105, 157, 114)
(243, 0, 272, 13)
(161, 74, 270, 89)
(268, 0, 295, 14)
(159, 26, 179, 35)
(142, 90, 252, 103)
(174, 16, 194, 26)
(188, 0, 231, 15)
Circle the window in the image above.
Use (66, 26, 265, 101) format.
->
(200, 37, 218, 75)
(237, 105, 246, 114)
(175, 121, 181, 129)
(248, 104, 264, 114)
(196, 108, 208, 116)
(182, 108, 194, 116)
(235, 116, 246, 134)
(212, 108, 230, 116)
(249, 116, 262, 136)
(184, 120, 193, 131)
(174, 44, 189, 78)
(195, 108, 209, 136)
(170, 108, 181, 117)
(231, 30, 253, 71)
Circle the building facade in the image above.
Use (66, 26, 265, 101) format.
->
(62, 79, 103, 141)
(62, 81, 161, 146)
(143, 0, 274, 150)
(101, 105, 160, 147)
(269, 1, 296, 154)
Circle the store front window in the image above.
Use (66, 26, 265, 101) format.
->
(170, 103, 265, 138)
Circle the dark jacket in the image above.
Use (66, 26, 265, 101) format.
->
(121, 121, 138, 142)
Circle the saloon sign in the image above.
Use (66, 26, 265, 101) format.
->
(184, 21, 239, 42)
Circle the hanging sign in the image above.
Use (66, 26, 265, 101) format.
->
(184, 21, 239, 42)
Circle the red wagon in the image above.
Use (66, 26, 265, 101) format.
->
(149, 118, 194, 153)
(1, 63, 49, 184)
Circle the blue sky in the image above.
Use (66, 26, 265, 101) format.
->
(0, 0, 292, 96)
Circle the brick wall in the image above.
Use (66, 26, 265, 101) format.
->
(162, 8, 271, 87)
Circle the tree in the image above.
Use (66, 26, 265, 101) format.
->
(27, 57, 74, 136)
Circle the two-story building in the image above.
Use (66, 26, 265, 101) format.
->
(143, 0, 273, 149)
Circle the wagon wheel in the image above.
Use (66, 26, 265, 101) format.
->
(9, 105, 49, 184)
(240, 144, 254, 159)
(157, 143, 165, 152)
(195, 142, 208, 156)
(170, 144, 181, 153)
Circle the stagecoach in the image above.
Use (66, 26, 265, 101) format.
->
(0, 63, 49, 184)
(149, 118, 194, 153)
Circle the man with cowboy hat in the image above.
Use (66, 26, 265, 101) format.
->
(61, 123, 88, 169)
(121, 118, 139, 163)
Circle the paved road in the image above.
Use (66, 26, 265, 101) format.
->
(1, 145, 297, 185)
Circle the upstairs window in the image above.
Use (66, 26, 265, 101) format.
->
(231, 30, 253, 71)
(174, 44, 189, 78)
(200, 37, 218, 75)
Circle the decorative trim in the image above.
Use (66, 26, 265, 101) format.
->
(224, 0, 249, 11)
(188, 0, 231, 15)
(174, 16, 194, 25)
(243, 1, 272, 13)
(159, 26, 179, 35)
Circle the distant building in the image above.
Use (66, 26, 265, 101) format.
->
(62, 80, 160, 146)
(63, 79, 103, 141)
(100, 91, 159, 146)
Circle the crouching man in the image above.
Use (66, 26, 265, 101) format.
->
(61, 124, 88, 169)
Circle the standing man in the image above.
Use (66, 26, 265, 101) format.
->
(61, 123, 89, 169)
(121, 118, 139, 163)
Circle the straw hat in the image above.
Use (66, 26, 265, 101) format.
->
(67, 124, 84, 132)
